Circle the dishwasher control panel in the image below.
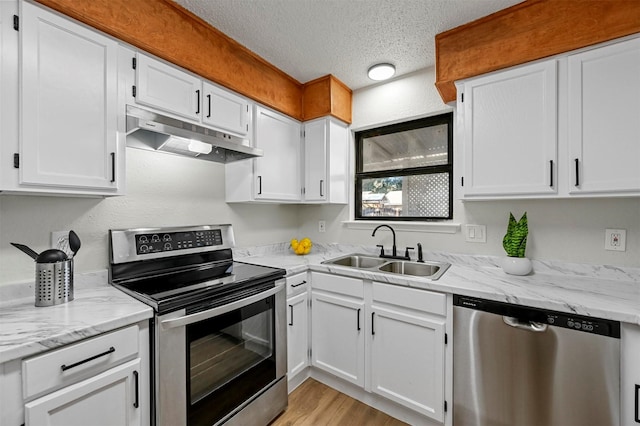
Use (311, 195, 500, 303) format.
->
(454, 295, 620, 338)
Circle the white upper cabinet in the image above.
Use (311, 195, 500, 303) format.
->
(135, 53, 201, 121)
(202, 82, 250, 137)
(459, 59, 558, 197)
(458, 35, 640, 200)
(16, 1, 122, 194)
(567, 37, 640, 195)
(303, 117, 349, 203)
(253, 105, 301, 201)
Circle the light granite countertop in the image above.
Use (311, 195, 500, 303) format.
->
(235, 243, 640, 326)
(2, 243, 638, 365)
(0, 271, 153, 364)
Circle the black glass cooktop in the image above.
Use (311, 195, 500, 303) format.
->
(112, 261, 285, 314)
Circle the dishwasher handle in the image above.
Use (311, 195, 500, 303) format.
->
(503, 316, 548, 332)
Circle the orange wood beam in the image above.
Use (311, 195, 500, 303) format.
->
(34, 0, 352, 123)
(302, 75, 352, 123)
(435, 0, 640, 103)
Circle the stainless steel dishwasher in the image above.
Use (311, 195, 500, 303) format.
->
(453, 295, 620, 426)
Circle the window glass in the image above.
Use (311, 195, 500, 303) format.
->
(355, 113, 453, 221)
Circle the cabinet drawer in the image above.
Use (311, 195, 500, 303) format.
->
(23, 325, 139, 400)
(372, 282, 446, 316)
(311, 272, 363, 298)
(286, 272, 308, 296)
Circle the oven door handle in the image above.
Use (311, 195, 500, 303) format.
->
(160, 282, 285, 329)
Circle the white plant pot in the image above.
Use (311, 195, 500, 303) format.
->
(501, 257, 532, 276)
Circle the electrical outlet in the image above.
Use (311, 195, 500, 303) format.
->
(318, 220, 326, 233)
(51, 230, 70, 252)
(604, 228, 626, 252)
(465, 224, 486, 243)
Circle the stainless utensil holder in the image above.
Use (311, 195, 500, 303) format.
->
(35, 259, 74, 307)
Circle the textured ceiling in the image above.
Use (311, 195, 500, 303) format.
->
(173, 0, 522, 90)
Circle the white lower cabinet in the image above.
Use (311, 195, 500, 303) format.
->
(0, 322, 149, 426)
(25, 359, 141, 426)
(621, 322, 640, 426)
(309, 272, 448, 424)
(311, 291, 366, 386)
(287, 292, 309, 379)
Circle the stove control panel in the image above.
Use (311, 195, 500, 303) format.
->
(136, 229, 223, 254)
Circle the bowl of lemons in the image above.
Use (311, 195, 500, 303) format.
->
(290, 238, 312, 255)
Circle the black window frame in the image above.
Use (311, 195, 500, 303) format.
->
(354, 112, 454, 221)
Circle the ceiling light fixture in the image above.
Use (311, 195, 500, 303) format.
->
(367, 63, 396, 81)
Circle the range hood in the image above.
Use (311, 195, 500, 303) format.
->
(125, 105, 263, 163)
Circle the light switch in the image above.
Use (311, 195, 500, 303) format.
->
(465, 225, 486, 243)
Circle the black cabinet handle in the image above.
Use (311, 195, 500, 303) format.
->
(549, 160, 554, 187)
(195, 90, 200, 114)
(288, 304, 294, 326)
(357, 308, 361, 331)
(110, 153, 116, 183)
(371, 312, 375, 335)
(635, 383, 639, 423)
(207, 94, 211, 118)
(291, 280, 306, 288)
(257, 176, 262, 195)
(575, 158, 580, 187)
(133, 370, 139, 408)
(61, 347, 115, 371)
(320, 180, 324, 197)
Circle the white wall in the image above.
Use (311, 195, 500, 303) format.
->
(298, 67, 640, 267)
(0, 148, 300, 285)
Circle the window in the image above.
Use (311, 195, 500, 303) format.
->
(355, 112, 453, 220)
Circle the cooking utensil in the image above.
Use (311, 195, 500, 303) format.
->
(68, 230, 81, 258)
(36, 249, 68, 263)
(10, 242, 39, 260)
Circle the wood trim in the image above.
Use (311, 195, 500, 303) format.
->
(435, 0, 640, 103)
(34, 0, 307, 118)
(302, 75, 352, 123)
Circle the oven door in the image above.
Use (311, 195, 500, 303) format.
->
(156, 280, 286, 426)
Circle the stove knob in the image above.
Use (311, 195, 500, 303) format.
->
(163, 234, 172, 242)
(151, 234, 160, 243)
(139, 236, 148, 244)
(140, 244, 149, 253)
(164, 243, 172, 251)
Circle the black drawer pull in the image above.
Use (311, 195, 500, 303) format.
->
(291, 280, 307, 288)
(549, 160, 554, 187)
(574, 158, 580, 187)
(288, 305, 294, 326)
(371, 312, 375, 335)
(357, 308, 361, 331)
(133, 370, 139, 408)
(110, 152, 116, 183)
(61, 346, 115, 371)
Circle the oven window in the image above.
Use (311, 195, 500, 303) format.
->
(187, 296, 276, 425)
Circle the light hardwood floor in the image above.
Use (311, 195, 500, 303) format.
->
(270, 379, 408, 426)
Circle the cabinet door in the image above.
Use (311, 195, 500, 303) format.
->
(461, 60, 557, 197)
(311, 292, 365, 386)
(25, 359, 141, 426)
(254, 106, 301, 201)
(304, 119, 328, 201)
(202, 82, 250, 136)
(370, 306, 446, 422)
(568, 37, 640, 195)
(621, 323, 640, 425)
(135, 53, 201, 121)
(287, 292, 309, 379)
(20, 1, 119, 190)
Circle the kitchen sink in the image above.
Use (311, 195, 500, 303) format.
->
(322, 253, 450, 280)
(323, 254, 387, 268)
(378, 260, 449, 280)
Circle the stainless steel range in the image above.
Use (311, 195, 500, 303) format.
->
(109, 225, 287, 426)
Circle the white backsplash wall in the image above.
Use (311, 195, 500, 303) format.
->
(0, 148, 300, 285)
(297, 67, 640, 268)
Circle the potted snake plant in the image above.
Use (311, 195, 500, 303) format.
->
(501, 212, 532, 275)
